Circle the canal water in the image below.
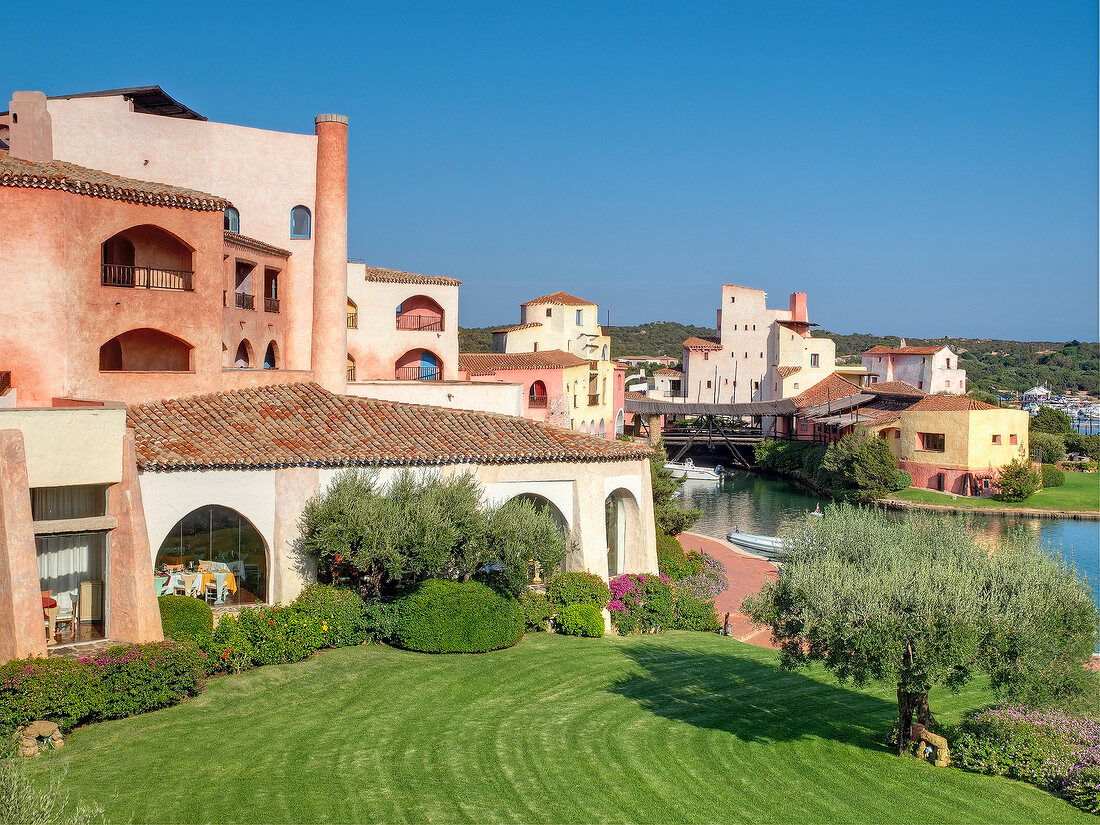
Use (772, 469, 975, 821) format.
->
(680, 469, 1100, 611)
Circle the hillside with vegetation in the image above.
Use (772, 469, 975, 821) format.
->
(462, 322, 1098, 396)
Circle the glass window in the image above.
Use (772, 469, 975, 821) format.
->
(576, 309, 583, 325)
(810, 354, 819, 368)
(223, 207, 239, 233)
(919, 432, 946, 451)
(290, 205, 311, 239)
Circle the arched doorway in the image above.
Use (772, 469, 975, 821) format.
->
(506, 493, 574, 575)
(396, 295, 445, 331)
(614, 409, 625, 436)
(604, 489, 641, 577)
(598, 419, 606, 438)
(263, 341, 278, 370)
(234, 340, 253, 368)
(156, 505, 268, 605)
(395, 349, 442, 380)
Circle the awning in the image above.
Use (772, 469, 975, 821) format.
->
(624, 398, 799, 416)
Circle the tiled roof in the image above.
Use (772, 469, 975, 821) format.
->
(905, 396, 998, 412)
(362, 266, 461, 286)
(625, 391, 649, 401)
(492, 322, 543, 334)
(520, 291, 595, 307)
(129, 383, 650, 471)
(683, 336, 722, 350)
(869, 381, 925, 397)
(0, 152, 230, 211)
(655, 368, 682, 376)
(459, 351, 588, 375)
(863, 345, 947, 356)
(776, 366, 801, 378)
(792, 373, 864, 409)
(224, 231, 290, 258)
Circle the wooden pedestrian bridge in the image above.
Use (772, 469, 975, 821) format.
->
(623, 397, 798, 466)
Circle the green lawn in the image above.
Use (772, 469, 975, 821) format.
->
(29, 633, 1091, 824)
(891, 470, 1100, 512)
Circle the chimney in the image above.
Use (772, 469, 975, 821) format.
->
(310, 114, 349, 394)
(789, 292, 808, 323)
(7, 92, 53, 162)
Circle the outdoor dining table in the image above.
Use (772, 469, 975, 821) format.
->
(42, 595, 58, 644)
(157, 570, 239, 600)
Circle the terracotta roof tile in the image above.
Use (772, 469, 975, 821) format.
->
(683, 336, 722, 350)
(520, 291, 595, 307)
(625, 391, 649, 401)
(459, 351, 589, 375)
(776, 366, 801, 378)
(361, 266, 461, 286)
(655, 368, 682, 375)
(0, 152, 230, 211)
(863, 345, 947, 356)
(868, 381, 925, 397)
(224, 231, 290, 258)
(905, 396, 998, 412)
(129, 383, 650, 471)
(492, 322, 543, 334)
(792, 373, 864, 409)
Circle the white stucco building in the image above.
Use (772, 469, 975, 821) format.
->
(861, 342, 966, 395)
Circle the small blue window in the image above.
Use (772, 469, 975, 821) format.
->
(290, 205, 311, 239)
(224, 207, 239, 233)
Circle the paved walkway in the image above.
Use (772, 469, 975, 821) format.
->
(678, 531, 778, 649)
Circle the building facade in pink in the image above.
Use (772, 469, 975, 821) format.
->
(861, 343, 966, 395)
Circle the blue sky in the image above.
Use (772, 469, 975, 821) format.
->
(8, 1, 1097, 340)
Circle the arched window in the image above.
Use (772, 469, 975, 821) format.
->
(263, 342, 278, 370)
(395, 349, 441, 380)
(529, 381, 548, 408)
(604, 489, 641, 577)
(99, 329, 193, 372)
(598, 420, 606, 438)
(290, 205, 311, 239)
(602, 344, 609, 361)
(347, 354, 356, 382)
(156, 504, 267, 605)
(234, 340, 253, 368)
(395, 295, 444, 331)
(100, 226, 194, 291)
(224, 207, 240, 233)
(347, 299, 358, 329)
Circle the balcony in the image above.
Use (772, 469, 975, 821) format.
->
(347, 313, 358, 329)
(396, 315, 443, 332)
(102, 264, 193, 291)
(346, 365, 356, 382)
(588, 394, 600, 406)
(235, 292, 255, 311)
(529, 396, 548, 409)
(395, 365, 440, 381)
(264, 297, 280, 314)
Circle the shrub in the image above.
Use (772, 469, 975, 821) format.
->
(158, 595, 213, 642)
(0, 658, 104, 733)
(212, 614, 256, 674)
(608, 573, 674, 635)
(893, 470, 913, 491)
(391, 579, 524, 653)
(235, 605, 327, 666)
(995, 457, 1041, 502)
(547, 571, 610, 611)
(1031, 432, 1067, 465)
(670, 592, 720, 631)
(676, 551, 728, 601)
(518, 590, 552, 632)
(953, 705, 1100, 815)
(292, 583, 375, 647)
(86, 641, 206, 720)
(1040, 464, 1066, 488)
(655, 534, 690, 579)
(0, 751, 104, 825)
(555, 603, 605, 637)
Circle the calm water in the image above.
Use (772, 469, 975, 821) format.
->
(680, 469, 1100, 611)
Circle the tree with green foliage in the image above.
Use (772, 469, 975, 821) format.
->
(1030, 406, 1075, 435)
(743, 506, 1098, 757)
(995, 455, 1042, 502)
(649, 444, 702, 536)
(1029, 432, 1067, 464)
(298, 469, 568, 598)
(1065, 431, 1100, 460)
(820, 431, 900, 500)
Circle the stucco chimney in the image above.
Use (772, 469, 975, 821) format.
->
(311, 114, 349, 394)
(789, 292, 808, 323)
(7, 92, 54, 163)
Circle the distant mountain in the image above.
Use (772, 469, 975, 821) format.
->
(460, 322, 1098, 395)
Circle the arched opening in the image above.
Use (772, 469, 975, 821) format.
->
(395, 295, 445, 331)
(263, 341, 278, 370)
(602, 344, 609, 360)
(590, 419, 596, 434)
(100, 225, 194, 290)
(506, 493, 575, 576)
(347, 354, 356, 382)
(223, 207, 240, 233)
(598, 419, 607, 438)
(99, 329, 193, 372)
(155, 504, 268, 605)
(614, 409, 625, 436)
(528, 380, 548, 408)
(395, 349, 442, 381)
(604, 489, 641, 577)
(346, 299, 358, 329)
(234, 340, 253, 368)
(221, 342, 229, 368)
(580, 422, 587, 434)
(290, 205, 311, 239)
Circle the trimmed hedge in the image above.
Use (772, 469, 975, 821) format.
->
(670, 592, 720, 631)
(292, 584, 378, 648)
(518, 590, 552, 632)
(555, 603, 605, 637)
(158, 595, 213, 643)
(547, 571, 610, 611)
(1040, 464, 1066, 488)
(391, 579, 524, 653)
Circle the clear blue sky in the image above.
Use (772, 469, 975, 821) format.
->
(8, 1, 1097, 341)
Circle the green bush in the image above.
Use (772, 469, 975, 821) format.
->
(995, 457, 1041, 502)
(608, 573, 675, 635)
(518, 590, 552, 632)
(893, 470, 913, 491)
(235, 605, 327, 666)
(547, 571, 610, 611)
(211, 614, 256, 674)
(1040, 464, 1066, 488)
(1030, 432, 1067, 465)
(391, 579, 524, 653)
(0, 658, 105, 733)
(656, 534, 706, 581)
(92, 641, 206, 720)
(555, 603, 605, 637)
(0, 750, 104, 825)
(670, 593, 720, 631)
(292, 584, 375, 647)
(158, 595, 213, 642)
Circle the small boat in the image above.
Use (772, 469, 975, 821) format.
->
(726, 530, 784, 556)
(663, 458, 721, 481)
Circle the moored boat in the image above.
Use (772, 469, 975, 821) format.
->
(663, 458, 721, 481)
(725, 530, 784, 556)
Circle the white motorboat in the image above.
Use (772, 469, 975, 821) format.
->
(663, 458, 721, 481)
(726, 531, 784, 556)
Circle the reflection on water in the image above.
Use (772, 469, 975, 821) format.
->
(682, 468, 1099, 610)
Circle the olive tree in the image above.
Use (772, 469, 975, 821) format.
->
(742, 506, 1098, 756)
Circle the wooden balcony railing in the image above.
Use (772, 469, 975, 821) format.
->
(235, 292, 255, 311)
(395, 365, 441, 381)
(396, 314, 443, 332)
(588, 394, 600, 406)
(347, 313, 358, 329)
(264, 297, 280, 313)
(102, 264, 193, 291)
(528, 396, 548, 408)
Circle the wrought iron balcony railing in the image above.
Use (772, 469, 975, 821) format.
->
(102, 264, 193, 291)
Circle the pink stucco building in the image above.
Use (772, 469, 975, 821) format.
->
(861, 342, 966, 395)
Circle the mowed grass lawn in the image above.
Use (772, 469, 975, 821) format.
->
(29, 633, 1091, 824)
(891, 470, 1100, 512)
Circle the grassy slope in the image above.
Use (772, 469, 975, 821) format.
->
(29, 633, 1091, 825)
(891, 470, 1100, 512)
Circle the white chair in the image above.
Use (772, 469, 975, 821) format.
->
(54, 590, 79, 640)
(205, 571, 229, 605)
